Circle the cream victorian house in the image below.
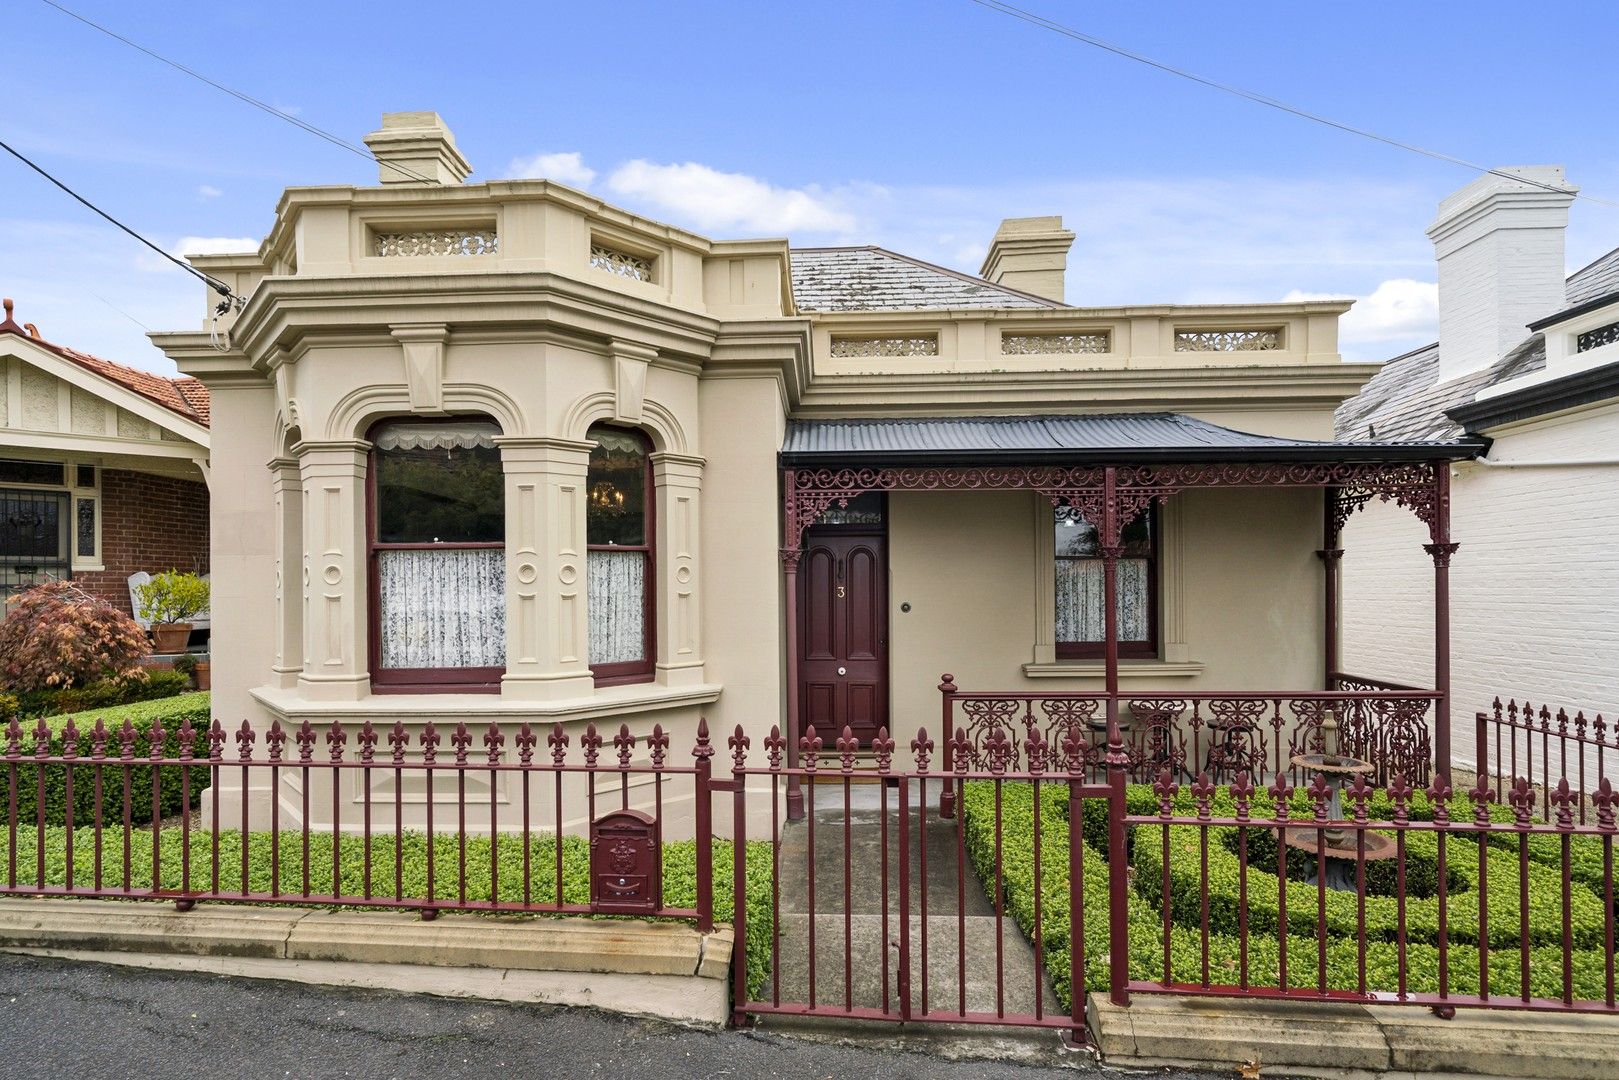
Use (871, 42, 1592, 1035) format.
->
(156, 113, 1476, 829)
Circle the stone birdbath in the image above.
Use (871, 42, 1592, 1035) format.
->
(1284, 752, 1395, 889)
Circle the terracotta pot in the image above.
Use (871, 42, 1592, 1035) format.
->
(193, 661, 211, 692)
(151, 623, 193, 654)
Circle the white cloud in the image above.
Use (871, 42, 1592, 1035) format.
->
(605, 160, 859, 235)
(197, 185, 223, 200)
(173, 236, 259, 257)
(1285, 278, 1438, 359)
(507, 151, 596, 188)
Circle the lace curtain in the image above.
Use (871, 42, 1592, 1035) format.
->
(378, 548, 505, 668)
(588, 550, 645, 665)
(1056, 558, 1149, 643)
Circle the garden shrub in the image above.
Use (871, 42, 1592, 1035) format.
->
(4, 692, 212, 827)
(0, 581, 148, 693)
(17, 669, 191, 719)
(960, 779, 1619, 1010)
(6, 823, 776, 994)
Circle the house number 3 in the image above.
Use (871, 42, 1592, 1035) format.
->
(837, 585, 846, 598)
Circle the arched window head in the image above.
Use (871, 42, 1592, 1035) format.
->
(586, 425, 653, 684)
(368, 418, 505, 691)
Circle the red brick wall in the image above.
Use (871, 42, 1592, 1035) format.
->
(76, 470, 210, 616)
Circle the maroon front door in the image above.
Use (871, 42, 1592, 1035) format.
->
(799, 533, 888, 746)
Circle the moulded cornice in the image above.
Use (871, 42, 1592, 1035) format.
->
(217, 271, 722, 368)
(804, 299, 1355, 323)
(788, 362, 1382, 417)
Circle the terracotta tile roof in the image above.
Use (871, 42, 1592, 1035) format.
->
(789, 246, 1062, 311)
(0, 298, 208, 426)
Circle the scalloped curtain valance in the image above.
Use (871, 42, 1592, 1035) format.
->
(373, 421, 501, 452)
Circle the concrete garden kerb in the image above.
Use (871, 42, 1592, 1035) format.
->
(0, 899, 735, 1026)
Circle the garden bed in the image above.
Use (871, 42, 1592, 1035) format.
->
(959, 780, 1616, 1011)
(2, 823, 774, 993)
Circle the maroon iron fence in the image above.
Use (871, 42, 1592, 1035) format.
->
(938, 676, 1440, 804)
(0, 714, 716, 927)
(1125, 766, 1618, 1015)
(1477, 699, 1616, 825)
(722, 720, 1121, 1040)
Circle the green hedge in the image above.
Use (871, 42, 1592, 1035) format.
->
(3, 693, 212, 828)
(961, 780, 1618, 1009)
(7, 822, 775, 994)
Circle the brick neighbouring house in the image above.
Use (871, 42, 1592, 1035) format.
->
(0, 298, 210, 626)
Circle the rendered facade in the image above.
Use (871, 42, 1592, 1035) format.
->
(155, 112, 1472, 830)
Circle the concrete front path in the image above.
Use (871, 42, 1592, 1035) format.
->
(762, 778, 1063, 1024)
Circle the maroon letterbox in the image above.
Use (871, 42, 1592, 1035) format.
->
(589, 808, 660, 914)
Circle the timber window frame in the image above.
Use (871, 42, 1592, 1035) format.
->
(366, 417, 506, 693)
(586, 424, 656, 686)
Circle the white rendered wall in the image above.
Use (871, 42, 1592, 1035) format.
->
(1340, 404, 1619, 774)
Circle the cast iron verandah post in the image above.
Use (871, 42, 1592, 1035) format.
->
(1317, 487, 1344, 690)
(783, 468, 805, 821)
(1425, 464, 1458, 785)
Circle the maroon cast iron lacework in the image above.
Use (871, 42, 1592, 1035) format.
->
(783, 460, 1449, 552)
(937, 678, 1438, 790)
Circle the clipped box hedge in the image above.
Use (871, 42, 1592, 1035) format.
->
(7, 823, 776, 994)
(960, 779, 1619, 1010)
(3, 693, 212, 828)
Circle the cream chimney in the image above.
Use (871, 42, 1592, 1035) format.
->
(979, 216, 1075, 303)
(362, 111, 472, 185)
(1426, 166, 1575, 381)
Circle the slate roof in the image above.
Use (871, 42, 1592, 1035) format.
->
(782, 413, 1475, 466)
(1335, 245, 1619, 441)
(789, 247, 1062, 312)
(0, 300, 209, 426)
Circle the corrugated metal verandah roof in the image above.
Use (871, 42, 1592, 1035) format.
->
(780, 413, 1483, 466)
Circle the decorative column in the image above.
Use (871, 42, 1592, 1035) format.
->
(295, 440, 371, 701)
(1316, 487, 1344, 689)
(269, 457, 304, 690)
(495, 437, 596, 701)
(651, 452, 705, 686)
(1424, 465, 1459, 784)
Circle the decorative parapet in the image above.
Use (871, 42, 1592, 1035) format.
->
(829, 335, 940, 358)
(590, 244, 655, 282)
(1001, 331, 1110, 355)
(373, 228, 498, 257)
(1174, 328, 1281, 352)
(1576, 320, 1619, 354)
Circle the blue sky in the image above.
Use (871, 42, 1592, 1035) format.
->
(4, 0, 1617, 374)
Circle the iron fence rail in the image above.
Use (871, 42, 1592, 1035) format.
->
(1478, 700, 1616, 824)
(0, 714, 711, 926)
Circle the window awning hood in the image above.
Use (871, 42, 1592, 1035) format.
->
(780, 413, 1484, 467)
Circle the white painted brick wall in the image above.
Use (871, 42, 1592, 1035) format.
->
(1341, 408, 1619, 777)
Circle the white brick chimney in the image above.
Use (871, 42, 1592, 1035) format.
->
(362, 111, 472, 185)
(979, 216, 1075, 303)
(1426, 166, 1576, 381)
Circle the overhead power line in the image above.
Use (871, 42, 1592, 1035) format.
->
(0, 136, 238, 303)
(967, 0, 1618, 210)
(39, 0, 439, 185)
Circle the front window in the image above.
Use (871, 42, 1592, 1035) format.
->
(368, 419, 505, 690)
(1054, 507, 1156, 658)
(586, 426, 653, 684)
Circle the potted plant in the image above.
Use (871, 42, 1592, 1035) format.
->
(135, 570, 210, 655)
(171, 652, 209, 690)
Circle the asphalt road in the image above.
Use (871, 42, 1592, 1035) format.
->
(0, 954, 1238, 1080)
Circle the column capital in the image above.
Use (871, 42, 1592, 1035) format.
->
(494, 435, 595, 470)
(1424, 541, 1461, 567)
(1315, 547, 1345, 563)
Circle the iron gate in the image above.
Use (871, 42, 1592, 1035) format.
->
(0, 488, 69, 602)
(723, 723, 1125, 1040)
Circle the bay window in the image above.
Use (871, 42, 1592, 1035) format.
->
(368, 419, 505, 691)
(586, 425, 653, 684)
(1054, 506, 1157, 658)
